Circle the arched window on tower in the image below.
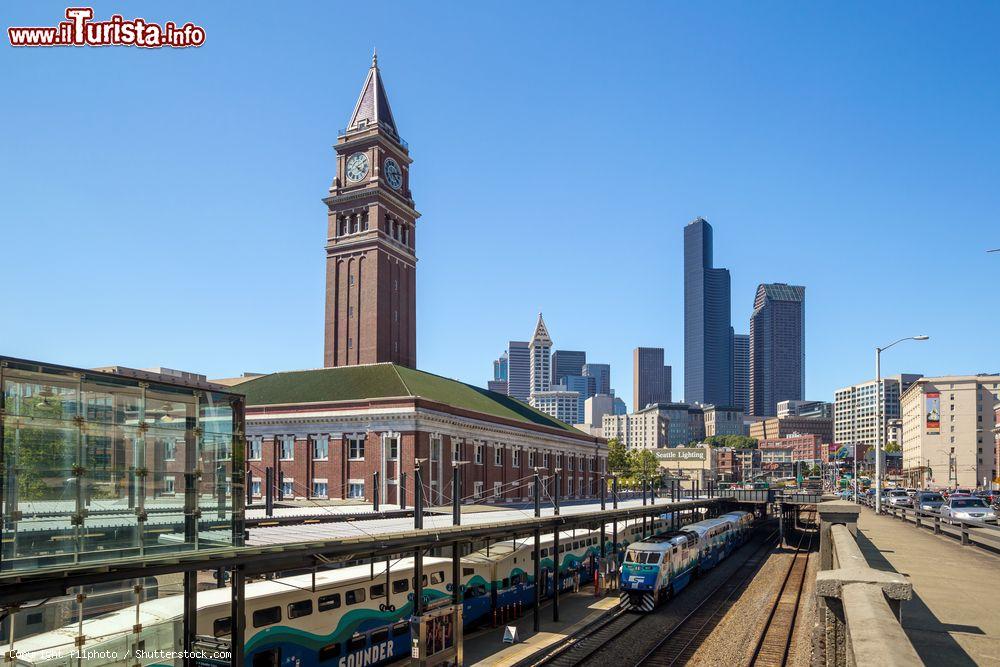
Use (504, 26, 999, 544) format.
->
(351, 214, 360, 234)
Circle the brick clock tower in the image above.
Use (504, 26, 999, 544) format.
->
(324, 53, 418, 368)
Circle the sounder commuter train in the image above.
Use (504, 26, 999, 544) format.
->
(618, 510, 753, 612)
(13, 514, 699, 667)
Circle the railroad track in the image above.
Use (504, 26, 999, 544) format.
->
(529, 528, 779, 667)
(746, 515, 815, 667)
(634, 530, 780, 666)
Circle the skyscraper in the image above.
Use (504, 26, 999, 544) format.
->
(732, 330, 750, 414)
(749, 283, 806, 417)
(529, 313, 552, 402)
(563, 374, 597, 421)
(551, 350, 586, 385)
(506, 341, 530, 402)
(493, 352, 508, 382)
(633, 347, 670, 410)
(684, 218, 733, 405)
(324, 54, 417, 368)
(583, 363, 611, 396)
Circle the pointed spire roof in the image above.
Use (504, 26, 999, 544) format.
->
(531, 313, 552, 346)
(346, 49, 400, 140)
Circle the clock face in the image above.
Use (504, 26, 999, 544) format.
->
(345, 152, 369, 182)
(384, 158, 403, 190)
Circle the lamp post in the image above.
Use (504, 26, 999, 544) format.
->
(874, 335, 929, 513)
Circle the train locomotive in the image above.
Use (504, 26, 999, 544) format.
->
(618, 510, 752, 612)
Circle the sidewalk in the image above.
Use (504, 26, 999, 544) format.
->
(856, 509, 1000, 665)
(464, 587, 619, 666)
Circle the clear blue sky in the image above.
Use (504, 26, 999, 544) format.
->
(3, 2, 998, 411)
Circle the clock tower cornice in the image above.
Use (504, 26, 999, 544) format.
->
(322, 187, 420, 221)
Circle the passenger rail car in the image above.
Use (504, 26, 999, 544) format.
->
(11, 516, 681, 666)
(618, 510, 752, 612)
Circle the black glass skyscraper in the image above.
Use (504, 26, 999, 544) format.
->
(684, 218, 733, 406)
(750, 283, 805, 417)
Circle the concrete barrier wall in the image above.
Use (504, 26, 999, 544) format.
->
(813, 501, 922, 667)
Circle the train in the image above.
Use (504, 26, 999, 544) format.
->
(10, 513, 688, 667)
(618, 510, 753, 612)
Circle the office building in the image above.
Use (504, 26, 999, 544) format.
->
(583, 394, 615, 430)
(551, 350, 586, 385)
(583, 363, 611, 396)
(750, 416, 833, 445)
(900, 375, 1000, 489)
(633, 347, 671, 410)
(613, 397, 628, 416)
(732, 331, 750, 414)
(833, 374, 921, 450)
(684, 218, 732, 406)
(528, 313, 552, 403)
(602, 404, 670, 450)
(778, 399, 833, 419)
(703, 405, 745, 437)
(759, 433, 828, 465)
(563, 374, 597, 420)
(487, 380, 508, 394)
(749, 283, 805, 417)
(506, 341, 530, 402)
(493, 352, 508, 382)
(531, 385, 580, 425)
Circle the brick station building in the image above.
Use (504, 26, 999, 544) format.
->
(236, 363, 607, 506)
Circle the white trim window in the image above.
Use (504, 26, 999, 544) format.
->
(163, 475, 176, 496)
(348, 435, 365, 461)
(281, 479, 294, 498)
(512, 448, 520, 467)
(430, 435, 442, 462)
(312, 479, 329, 498)
(475, 443, 484, 465)
(279, 435, 295, 461)
(493, 481, 503, 499)
(474, 481, 484, 500)
(452, 439, 461, 462)
(250, 480, 262, 497)
(543, 452, 549, 469)
(348, 480, 364, 499)
(528, 450, 536, 468)
(312, 435, 329, 461)
(384, 433, 400, 460)
(568, 455, 574, 472)
(494, 445, 503, 467)
(248, 436, 262, 461)
(163, 439, 177, 462)
(568, 478, 574, 496)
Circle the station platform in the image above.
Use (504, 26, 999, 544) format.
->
(463, 586, 618, 666)
(856, 508, 1000, 665)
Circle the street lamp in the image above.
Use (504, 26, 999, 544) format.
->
(874, 335, 929, 513)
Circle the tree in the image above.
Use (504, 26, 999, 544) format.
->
(701, 435, 757, 449)
(885, 442, 901, 454)
(607, 438, 631, 476)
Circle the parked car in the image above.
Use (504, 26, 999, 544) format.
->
(886, 489, 912, 507)
(940, 497, 998, 525)
(905, 488, 918, 497)
(915, 491, 945, 512)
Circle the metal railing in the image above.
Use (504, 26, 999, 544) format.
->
(856, 495, 1000, 551)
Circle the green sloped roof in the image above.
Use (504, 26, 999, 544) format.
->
(236, 364, 585, 435)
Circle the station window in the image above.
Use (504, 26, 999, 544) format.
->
(253, 606, 281, 628)
(318, 593, 341, 611)
(288, 600, 312, 619)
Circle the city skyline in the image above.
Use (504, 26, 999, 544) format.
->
(3, 3, 999, 411)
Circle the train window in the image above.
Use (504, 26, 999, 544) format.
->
(462, 568, 475, 577)
(319, 593, 341, 611)
(430, 571, 445, 585)
(252, 649, 280, 667)
(318, 642, 342, 661)
(213, 617, 231, 637)
(572, 542, 579, 549)
(370, 583, 386, 598)
(392, 579, 409, 594)
(511, 573, 522, 586)
(370, 628, 389, 643)
(541, 549, 548, 558)
(392, 621, 410, 637)
(253, 606, 281, 628)
(347, 635, 366, 652)
(502, 578, 510, 589)
(346, 588, 366, 605)
(288, 600, 312, 619)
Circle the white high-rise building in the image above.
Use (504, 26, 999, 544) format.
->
(834, 374, 921, 450)
(602, 404, 670, 450)
(529, 313, 552, 404)
(532, 385, 580, 425)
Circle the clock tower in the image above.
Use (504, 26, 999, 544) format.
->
(323, 53, 418, 369)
